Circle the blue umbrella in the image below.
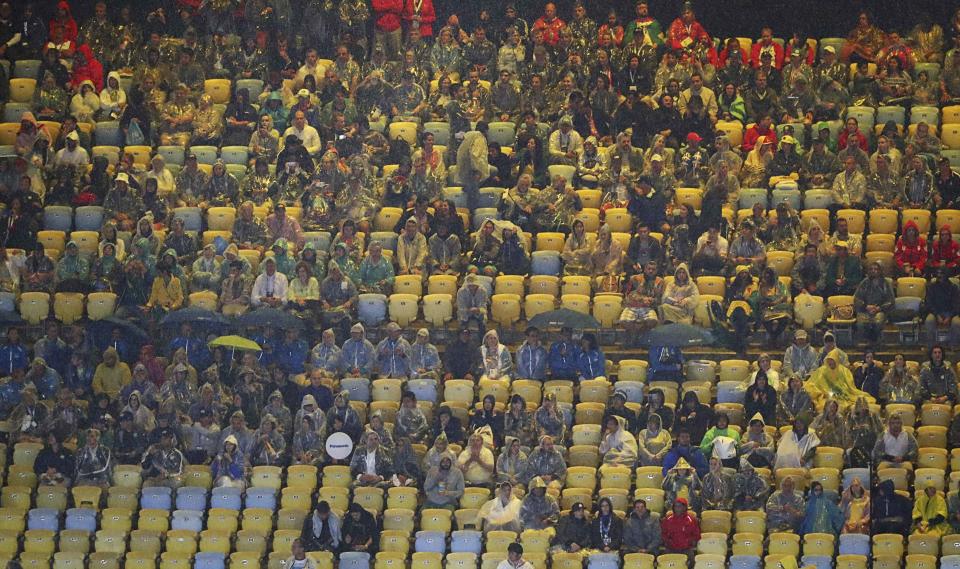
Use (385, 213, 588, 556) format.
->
(161, 307, 228, 327)
(637, 323, 714, 347)
(236, 307, 305, 329)
(527, 308, 601, 329)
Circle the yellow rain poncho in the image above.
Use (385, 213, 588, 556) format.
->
(912, 484, 950, 537)
(804, 349, 875, 411)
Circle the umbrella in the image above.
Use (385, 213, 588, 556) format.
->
(161, 307, 228, 327)
(527, 308, 600, 329)
(208, 335, 262, 352)
(636, 323, 714, 347)
(88, 317, 150, 343)
(236, 307, 305, 329)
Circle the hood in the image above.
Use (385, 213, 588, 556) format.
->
(273, 238, 289, 254)
(350, 322, 365, 339)
(673, 262, 690, 283)
(503, 436, 519, 452)
(646, 413, 662, 430)
(612, 415, 628, 432)
(681, 390, 701, 407)
(671, 457, 692, 472)
(107, 71, 122, 88)
(335, 390, 350, 406)
(301, 394, 317, 409)
(137, 216, 154, 237)
(878, 479, 896, 496)
(77, 44, 96, 63)
(528, 476, 547, 490)
(268, 390, 283, 403)
(748, 412, 766, 429)
(852, 397, 870, 415)
(904, 220, 920, 238)
(825, 348, 845, 367)
(20, 112, 38, 127)
(224, 434, 238, 447)
(103, 347, 118, 364)
(598, 224, 613, 240)
(483, 329, 500, 345)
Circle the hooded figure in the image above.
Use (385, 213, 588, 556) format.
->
(873, 479, 911, 534)
(423, 432, 457, 473)
(310, 329, 341, 373)
(533, 393, 566, 444)
(478, 482, 523, 533)
(600, 415, 639, 468)
(496, 436, 527, 487)
(913, 483, 950, 536)
(300, 501, 342, 552)
(291, 414, 323, 466)
(806, 349, 876, 412)
(841, 477, 870, 534)
(122, 391, 155, 432)
(766, 476, 806, 531)
(552, 502, 593, 555)
(424, 454, 465, 509)
(663, 457, 702, 512)
(738, 413, 775, 468)
(326, 390, 362, 442)
(504, 394, 536, 450)
(92, 347, 131, 400)
(394, 392, 432, 444)
(519, 476, 560, 530)
(801, 481, 844, 535)
(479, 329, 513, 381)
(521, 435, 568, 489)
(340, 323, 375, 377)
(673, 391, 713, 445)
(701, 456, 735, 510)
(733, 462, 770, 510)
(637, 413, 672, 467)
(660, 263, 698, 324)
(212, 434, 246, 489)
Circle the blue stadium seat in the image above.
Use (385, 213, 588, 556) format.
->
(43, 206, 73, 232)
(729, 556, 761, 569)
(586, 552, 620, 569)
(841, 468, 869, 491)
(450, 531, 482, 554)
(339, 552, 371, 569)
(195, 553, 226, 569)
(173, 207, 203, 232)
(244, 487, 277, 510)
(175, 487, 208, 512)
(27, 508, 60, 531)
(838, 533, 870, 556)
(211, 488, 243, 510)
(340, 378, 371, 403)
(74, 206, 104, 231)
(171, 510, 204, 532)
(65, 508, 98, 532)
(531, 251, 561, 276)
(801, 555, 832, 569)
(406, 379, 438, 404)
(415, 531, 447, 554)
(358, 294, 388, 327)
(140, 487, 173, 510)
(94, 122, 122, 146)
(942, 555, 960, 569)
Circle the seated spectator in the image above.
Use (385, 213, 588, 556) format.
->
(375, 322, 411, 379)
(341, 502, 377, 553)
(478, 481, 523, 534)
(519, 476, 560, 531)
(775, 417, 819, 469)
(873, 479, 912, 534)
(733, 462, 770, 510)
(424, 455, 465, 510)
(872, 414, 919, 470)
(662, 428, 708, 478)
(913, 483, 951, 537)
(300, 502, 340, 552)
(551, 501, 592, 557)
(853, 261, 895, 343)
(349, 430, 393, 487)
(920, 345, 959, 405)
(457, 432, 495, 488)
(211, 435, 246, 489)
(766, 476, 806, 532)
(141, 428, 184, 488)
(660, 497, 699, 559)
(435, 405, 465, 446)
(895, 220, 927, 277)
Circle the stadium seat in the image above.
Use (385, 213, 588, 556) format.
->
(204, 80, 232, 104)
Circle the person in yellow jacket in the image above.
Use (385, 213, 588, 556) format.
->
(913, 482, 951, 537)
(145, 262, 184, 315)
(93, 347, 131, 401)
(804, 348, 875, 412)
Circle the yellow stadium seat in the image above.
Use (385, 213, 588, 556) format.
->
(13, 443, 42, 467)
(915, 467, 946, 491)
(921, 403, 952, 427)
(528, 275, 560, 296)
(0, 531, 17, 556)
(54, 553, 87, 569)
(567, 445, 600, 467)
(918, 426, 948, 448)
(810, 467, 840, 491)
(657, 554, 688, 569)
(574, 209, 601, 232)
(387, 487, 419, 511)
(372, 378, 403, 402)
(566, 467, 600, 492)
(313, 487, 346, 512)
(768, 532, 800, 555)
(388, 122, 418, 145)
(716, 121, 744, 147)
(459, 488, 490, 511)
(571, 424, 601, 446)
(869, 209, 899, 234)
(732, 533, 764, 556)
(836, 209, 866, 233)
(907, 534, 940, 556)
(560, 276, 591, 297)
(904, 554, 937, 569)
(0, 486, 30, 511)
(394, 274, 424, 297)
(719, 359, 750, 382)
(182, 465, 213, 489)
(577, 189, 602, 209)
(251, 466, 283, 490)
(53, 293, 85, 324)
(491, 294, 522, 326)
(24, 529, 56, 554)
(696, 531, 728, 555)
(204, 79, 232, 104)
(375, 207, 404, 232)
(137, 509, 169, 532)
(35, 487, 67, 512)
(675, 187, 703, 209)
(422, 294, 453, 326)
(872, 534, 904, 558)
(552, 553, 584, 569)
(766, 250, 795, 276)
(10, 79, 37, 103)
(944, 124, 960, 149)
(536, 232, 565, 252)
(276, 509, 307, 532)
(379, 530, 410, 554)
(735, 511, 766, 534)
(600, 466, 632, 490)
(524, 294, 555, 319)
(427, 275, 458, 296)
(800, 209, 830, 232)
(579, 379, 610, 403)
(382, 509, 416, 534)
(128, 530, 162, 554)
(388, 293, 419, 326)
(700, 511, 733, 536)
(235, 530, 268, 554)
(94, 530, 128, 554)
(494, 275, 524, 296)
(560, 293, 590, 314)
(199, 530, 232, 554)
(241, 508, 274, 533)
(37, 230, 66, 253)
(20, 552, 52, 569)
(635, 466, 664, 490)
(866, 251, 895, 276)
(574, 401, 605, 424)
(937, 209, 960, 234)
(485, 531, 518, 553)
(100, 509, 133, 532)
(605, 208, 633, 233)
(19, 292, 50, 325)
(421, 509, 453, 533)
(202, 230, 231, 247)
(322, 466, 352, 488)
(207, 207, 237, 231)
(410, 552, 443, 569)
(159, 552, 193, 569)
(206, 509, 239, 533)
(896, 277, 926, 298)
(124, 552, 157, 569)
(633, 489, 665, 514)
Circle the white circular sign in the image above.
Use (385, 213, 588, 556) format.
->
(325, 432, 354, 459)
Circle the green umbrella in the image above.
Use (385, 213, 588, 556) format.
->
(208, 335, 262, 352)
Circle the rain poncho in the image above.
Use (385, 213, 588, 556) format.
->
(339, 324, 375, 376)
(663, 458, 702, 512)
(701, 462, 735, 510)
(519, 478, 560, 530)
(325, 391, 363, 442)
(534, 398, 566, 443)
(660, 263, 698, 324)
(801, 483, 844, 535)
(520, 438, 568, 486)
(600, 416, 639, 467)
(913, 486, 951, 537)
(395, 401, 432, 444)
(375, 333, 412, 379)
(479, 330, 513, 380)
(637, 414, 672, 466)
(477, 491, 523, 533)
(496, 437, 528, 486)
(733, 462, 770, 510)
(309, 331, 341, 373)
(774, 426, 820, 469)
(766, 479, 806, 532)
(504, 396, 537, 450)
(805, 349, 876, 411)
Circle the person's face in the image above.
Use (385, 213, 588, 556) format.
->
(544, 3, 556, 19)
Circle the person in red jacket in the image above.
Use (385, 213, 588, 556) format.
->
(49, 1, 78, 45)
(532, 3, 565, 47)
(750, 27, 784, 69)
(743, 115, 777, 153)
(667, 2, 709, 53)
(660, 497, 700, 560)
(837, 117, 869, 151)
(372, 0, 404, 60)
(929, 225, 960, 276)
(69, 44, 104, 92)
(402, 0, 436, 40)
(895, 220, 928, 277)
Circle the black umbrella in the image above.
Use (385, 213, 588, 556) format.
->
(236, 307, 305, 329)
(88, 316, 150, 344)
(527, 308, 600, 329)
(636, 323, 714, 347)
(161, 307, 229, 328)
